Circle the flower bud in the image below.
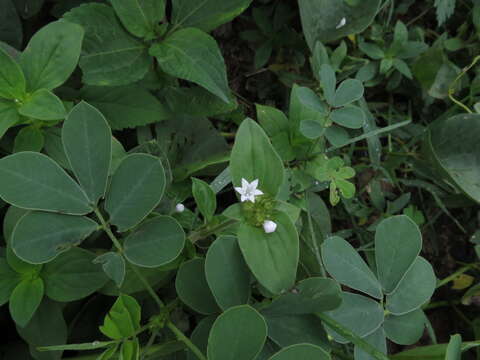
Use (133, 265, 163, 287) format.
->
(175, 203, 185, 213)
(263, 220, 277, 234)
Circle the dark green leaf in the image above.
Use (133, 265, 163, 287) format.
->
(13, 126, 44, 152)
(111, 0, 165, 39)
(0, 257, 20, 305)
(268, 344, 330, 360)
(93, 252, 126, 288)
(0, 46, 25, 99)
(9, 277, 44, 327)
(18, 89, 66, 121)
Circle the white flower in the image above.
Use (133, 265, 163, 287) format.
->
(336, 17, 347, 29)
(234, 178, 264, 203)
(263, 220, 277, 234)
(175, 203, 185, 213)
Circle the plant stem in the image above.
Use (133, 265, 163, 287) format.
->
(188, 219, 238, 243)
(436, 264, 477, 289)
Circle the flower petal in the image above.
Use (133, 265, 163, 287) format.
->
(251, 179, 259, 188)
(241, 178, 249, 188)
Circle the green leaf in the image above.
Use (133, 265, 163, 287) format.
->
(9, 277, 44, 327)
(445, 334, 462, 360)
(192, 178, 216, 221)
(111, 0, 165, 39)
(390, 341, 480, 360)
(0, 46, 25, 99)
(359, 42, 385, 60)
(299, 120, 325, 139)
(230, 118, 284, 197)
(12, 212, 98, 264)
(0, 152, 92, 214)
(354, 327, 388, 360)
(18, 89, 66, 121)
(62, 101, 111, 204)
(325, 292, 384, 344)
(64, 3, 151, 86)
(0, 0, 23, 49)
(0, 257, 20, 305)
(205, 236, 251, 310)
(187, 316, 216, 360)
(105, 153, 166, 232)
(19, 20, 84, 91)
(238, 211, 298, 294)
(100, 294, 141, 340)
(262, 277, 342, 315)
(319, 64, 336, 106)
(393, 58, 413, 79)
(0, 99, 20, 139)
(435, 0, 456, 26)
(6, 245, 41, 275)
(80, 85, 170, 130)
(268, 344, 330, 360)
(42, 248, 108, 301)
(3, 205, 28, 243)
(386, 256, 436, 315)
(124, 215, 185, 267)
(330, 106, 366, 129)
(38, 341, 116, 352)
(120, 338, 140, 360)
(384, 309, 425, 345)
(299, 0, 381, 48)
(175, 258, 220, 315)
(13, 126, 44, 152)
(171, 0, 253, 32)
(375, 215, 422, 293)
(93, 252, 126, 288)
(207, 305, 267, 360)
(150, 28, 230, 103)
(333, 79, 364, 107)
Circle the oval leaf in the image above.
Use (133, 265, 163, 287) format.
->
(330, 106, 366, 129)
(268, 344, 330, 360)
(333, 79, 364, 107)
(9, 278, 44, 327)
(0, 46, 25, 99)
(384, 309, 425, 345)
(18, 89, 66, 120)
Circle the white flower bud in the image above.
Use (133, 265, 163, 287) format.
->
(263, 220, 277, 234)
(175, 203, 185, 213)
(336, 17, 347, 29)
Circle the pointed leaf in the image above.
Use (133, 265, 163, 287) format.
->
(111, 0, 165, 38)
(192, 178, 217, 221)
(9, 277, 44, 327)
(334, 79, 364, 107)
(320, 64, 336, 106)
(18, 89, 66, 120)
(0, 99, 20, 139)
(100, 294, 141, 340)
(0, 46, 25, 99)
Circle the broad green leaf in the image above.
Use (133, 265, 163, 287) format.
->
(80, 85, 170, 130)
(375, 215, 422, 293)
(300, 120, 325, 139)
(18, 89, 66, 120)
(124, 216, 185, 268)
(321, 236, 383, 299)
(3, 205, 28, 242)
(120, 338, 140, 360)
(384, 309, 425, 345)
(94, 252, 126, 288)
(330, 106, 366, 129)
(13, 126, 44, 152)
(238, 211, 298, 294)
(19, 20, 84, 91)
(0, 152, 91, 214)
(0, 46, 25, 99)
(0, 0, 23, 49)
(111, 0, 165, 39)
(205, 236, 250, 310)
(299, 0, 381, 49)
(319, 64, 336, 106)
(445, 334, 462, 360)
(262, 277, 342, 315)
(353, 327, 388, 360)
(333, 79, 364, 107)
(105, 153, 166, 232)
(207, 305, 267, 360)
(187, 316, 216, 360)
(171, 0, 253, 32)
(175, 258, 220, 315)
(62, 102, 111, 204)
(268, 344, 330, 360)
(325, 292, 384, 344)
(0, 99, 20, 139)
(256, 104, 289, 136)
(6, 245, 41, 275)
(42, 248, 108, 301)
(386, 257, 436, 315)
(9, 277, 44, 327)
(192, 178, 216, 221)
(12, 212, 98, 264)
(64, 3, 151, 86)
(100, 294, 141, 340)
(230, 118, 284, 197)
(0, 257, 20, 305)
(150, 28, 230, 103)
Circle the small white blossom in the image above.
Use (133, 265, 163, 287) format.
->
(175, 203, 185, 213)
(336, 17, 347, 29)
(235, 178, 264, 203)
(263, 220, 277, 234)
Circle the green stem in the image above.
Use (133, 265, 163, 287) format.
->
(93, 208, 124, 253)
(436, 264, 476, 289)
(167, 322, 207, 360)
(448, 55, 480, 113)
(188, 219, 238, 243)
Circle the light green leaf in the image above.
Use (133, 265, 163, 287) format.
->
(64, 3, 151, 86)
(20, 20, 84, 91)
(334, 79, 364, 107)
(62, 101, 111, 204)
(175, 258, 220, 315)
(42, 248, 108, 301)
(330, 106, 366, 129)
(111, 0, 165, 39)
(0, 152, 91, 214)
(230, 118, 284, 197)
(18, 89, 66, 120)
(105, 153, 166, 232)
(171, 0, 253, 32)
(9, 277, 44, 327)
(268, 344, 330, 360)
(0, 257, 20, 305)
(93, 252, 126, 288)
(13, 125, 44, 152)
(384, 309, 425, 345)
(445, 334, 462, 360)
(120, 338, 140, 360)
(0, 46, 25, 99)
(238, 211, 298, 294)
(124, 216, 185, 268)
(12, 212, 98, 264)
(207, 305, 267, 360)
(375, 215, 422, 293)
(319, 64, 336, 106)
(386, 256, 436, 315)
(192, 178, 216, 221)
(0, 99, 20, 139)
(150, 28, 230, 103)
(205, 236, 251, 310)
(100, 294, 141, 340)
(322, 236, 382, 299)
